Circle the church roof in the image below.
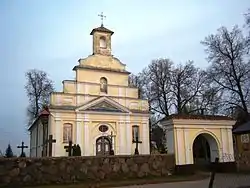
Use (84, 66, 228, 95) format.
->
(40, 108, 50, 116)
(233, 121, 250, 134)
(28, 108, 50, 131)
(160, 114, 233, 122)
(90, 26, 114, 35)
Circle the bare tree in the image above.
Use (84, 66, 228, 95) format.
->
(170, 61, 207, 114)
(136, 58, 220, 118)
(201, 26, 250, 118)
(142, 59, 173, 117)
(25, 69, 54, 125)
(194, 80, 223, 115)
(245, 8, 250, 52)
(128, 73, 144, 99)
(151, 125, 167, 153)
(246, 8, 250, 27)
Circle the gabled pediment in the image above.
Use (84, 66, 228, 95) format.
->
(85, 101, 123, 112)
(76, 96, 130, 113)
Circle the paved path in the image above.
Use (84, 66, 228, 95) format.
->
(113, 174, 250, 188)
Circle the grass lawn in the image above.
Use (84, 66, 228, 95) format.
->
(24, 173, 210, 188)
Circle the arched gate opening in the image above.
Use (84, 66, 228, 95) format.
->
(192, 133, 219, 170)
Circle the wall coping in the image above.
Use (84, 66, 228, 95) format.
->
(0, 154, 173, 161)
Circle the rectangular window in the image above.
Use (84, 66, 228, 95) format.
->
(63, 123, 72, 143)
(132, 125, 139, 141)
(241, 134, 249, 143)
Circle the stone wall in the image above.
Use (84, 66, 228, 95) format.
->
(0, 154, 175, 186)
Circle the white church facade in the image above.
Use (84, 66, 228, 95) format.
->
(28, 23, 150, 157)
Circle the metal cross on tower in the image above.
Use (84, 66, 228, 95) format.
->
(98, 12, 106, 27)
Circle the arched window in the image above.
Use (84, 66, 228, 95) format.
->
(63, 123, 72, 143)
(132, 125, 139, 142)
(100, 77, 108, 93)
(100, 36, 107, 48)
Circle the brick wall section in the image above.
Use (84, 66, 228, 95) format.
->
(236, 151, 250, 171)
(0, 154, 175, 186)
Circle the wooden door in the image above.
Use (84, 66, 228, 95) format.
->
(96, 136, 111, 155)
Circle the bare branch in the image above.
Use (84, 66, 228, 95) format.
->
(25, 69, 54, 126)
(201, 25, 250, 117)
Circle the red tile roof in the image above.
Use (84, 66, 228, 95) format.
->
(39, 108, 50, 116)
(161, 114, 233, 121)
(90, 26, 114, 35)
(28, 108, 50, 131)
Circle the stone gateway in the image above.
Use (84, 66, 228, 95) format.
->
(28, 22, 150, 157)
(160, 114, 236, 171)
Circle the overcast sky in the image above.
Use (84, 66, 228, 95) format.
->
(0, 0, 249, 155)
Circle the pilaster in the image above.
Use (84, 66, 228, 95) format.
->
(84, 84, 89, 99)
(184, 129, 191, 164)
(220, 128, 227, 162)
(54, 119, 62, 157)
(174, 128, 185, 165)
(227, 128, 235, 161)
(118, 116, 126, 155)
(76, 82, 80, 105)
(83, 114, 90, 156)
(118, 87, 122, 104)
(141, 122, 150, 154)
(76, 114, 83, 155)
(125, 115, 132, 154)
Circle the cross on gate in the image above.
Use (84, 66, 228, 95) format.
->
(64, 140, 73, 156)
(47, 135, 56, 157)
(17, 141, 28, 157)
(98, 12, 106, 27)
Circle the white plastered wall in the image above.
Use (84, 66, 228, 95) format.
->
(161, 118, 236, 165)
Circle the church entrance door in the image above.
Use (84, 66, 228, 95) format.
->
(96, 136, 111, 155)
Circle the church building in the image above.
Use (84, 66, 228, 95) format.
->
(29, 21, 150, 157)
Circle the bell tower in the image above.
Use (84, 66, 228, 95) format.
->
(90, 12, 114, 56)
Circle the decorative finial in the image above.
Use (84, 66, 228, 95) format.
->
(98, 12, 106, 27)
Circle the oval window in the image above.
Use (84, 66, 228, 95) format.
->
(99, 125, 108, 132)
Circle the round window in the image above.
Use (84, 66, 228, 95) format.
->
(99, 125, 108, 132)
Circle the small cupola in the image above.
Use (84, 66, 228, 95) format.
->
(90, 12, 114, 56)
